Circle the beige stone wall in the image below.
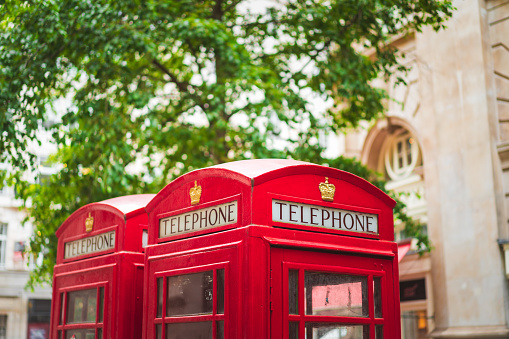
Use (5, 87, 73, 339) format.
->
(413, 0, 508, 336)
(489, 1, 509, 142)
(489, 1, 509, 246)
(356, 0, 509, 336)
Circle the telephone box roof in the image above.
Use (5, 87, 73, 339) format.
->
(56, 194, 155, 237)
(147, 159, 395, 212)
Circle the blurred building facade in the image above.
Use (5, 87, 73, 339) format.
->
(339, 0, 509, 337)
(0, 153, 54, 339)
(0, 183, 52, 339)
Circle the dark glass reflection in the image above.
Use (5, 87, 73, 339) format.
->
(66, 289, 97, 324)
(167, 271, 214, 316)
(288, 270, 299, 315)
(165, 322, 212, 339)
(305, 323, 369, 339)
(216, 269, 225, 314)
(289, 322, 299, 339)
(374, 277, 382, 318)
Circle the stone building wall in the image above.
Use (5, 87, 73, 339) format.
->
(352, 0, 509, 337)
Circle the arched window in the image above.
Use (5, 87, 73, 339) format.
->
(384, 130, 422, 181)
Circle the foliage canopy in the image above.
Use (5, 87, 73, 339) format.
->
(0, 0, 453, 288)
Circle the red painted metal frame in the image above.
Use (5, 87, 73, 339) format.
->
(143, 160, 400, 339)
(143, 225, 400, 338)
(153, 262, 228, 339)
(50, 194, 154, 339)
(51, 160, 401, 339)
(271, 247, 396, 338)
(144, 238, 241, 339)
(55, 281, 108, 336)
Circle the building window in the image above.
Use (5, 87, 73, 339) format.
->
(384, 131, 421, 181)
(401, 310, 428, 339)
(0, 315, 6, 339)
(28, 299, 51, 339)
(0, 223, 7, 270)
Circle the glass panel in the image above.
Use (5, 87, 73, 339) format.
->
(288, 270, 299, 315)
(66, 289, 97, 324)
(98, 287, 104, 322)
(65, 328, 96, 339)
(142, 229, 148, 248)
(374, 277, 382, 318)
(155, 324, 162, 339)
(216, 269, 225, 314)
(0, 315, 5, 339)
(157, 278, 164, 318)
(59, 292, 64, 325)
(97, 328, 103, 339)
(165, 322, 212, 339)
(58, 331, 62, 339)
(305, 272, 368, 318)
(402, 310, 428, 339)
(289, 322, 299, 339)
(217, 321, 224, 339)
(406, 138, 413, 166)
(167, 271, 214, 317)
(375, 325, 383, 339)
(305, 323, 369, 339)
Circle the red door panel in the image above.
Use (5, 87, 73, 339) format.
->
(271, 248, 397, 339)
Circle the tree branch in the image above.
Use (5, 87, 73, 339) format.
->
(150, 58, 206, 111)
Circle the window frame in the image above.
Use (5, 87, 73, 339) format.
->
(55, 282, 107, 339)
(283, 262, 386, 338)
(384, 131, 420, 181)
(0, 314, 7, 339)
(272, 247, 396, 339)
(0, 223, 7, 270)
(153, 262, 229, 339)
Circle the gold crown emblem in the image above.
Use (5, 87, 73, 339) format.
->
(85, 212, 94, 232)
(319, 177, 335, 202)
(190, 181, 202, 205)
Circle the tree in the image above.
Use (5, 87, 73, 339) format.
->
(0, 0, 453, 288)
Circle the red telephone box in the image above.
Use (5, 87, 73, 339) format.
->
(144, 159, 400, 339)
(50, 194, 155, 339)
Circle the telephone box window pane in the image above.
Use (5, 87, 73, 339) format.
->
(216, 269, 225, 314)
(165, 322, 212, 339)
(155, 324, 162, 339)
(374, 277, 382, 318)
(59, 293, 64, 325)
(305, 323, 369, 339)
(66, 289, 97, 324)
(217, 321, 224, 339)
(65, 328, 95, 339)
(98, 287, 104, 322)
(289, 322, 299, 339)
(288, 270, 298, 315)
(375, 325, 383, 339)
(97, 328, 102, 339)
(304, 272, 368, 318)
(157, 278, 164, 318)
(167, 271, 214, 317)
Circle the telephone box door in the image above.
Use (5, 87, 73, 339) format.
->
(146, 245, 239, 339)
(271, 247, 398, 339)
